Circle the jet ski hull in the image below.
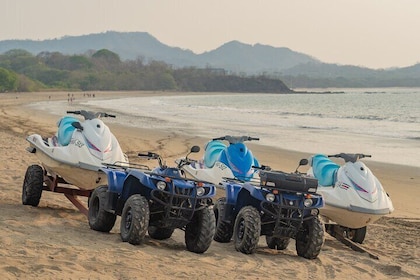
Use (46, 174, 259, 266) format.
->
(27, 135, 109, 190)
(319, 202, 393, 229)
(309, 154, 394, 230)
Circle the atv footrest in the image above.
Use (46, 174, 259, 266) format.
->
(273, 227, 297, 238)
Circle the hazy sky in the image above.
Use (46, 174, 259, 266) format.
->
(3, 0, 420, 69)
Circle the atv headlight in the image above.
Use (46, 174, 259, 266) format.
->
(304, 198, 313, 207)
(266, 193, 275, 202)
(197, 187, 205, 196)
(157, 181, 167, 191)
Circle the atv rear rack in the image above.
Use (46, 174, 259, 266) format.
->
(259, 170, 318, 194)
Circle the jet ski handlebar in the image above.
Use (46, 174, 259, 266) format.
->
(212, 135, 260, 144)
(328, 153, 372, 163)
(66, 110, 116, 120)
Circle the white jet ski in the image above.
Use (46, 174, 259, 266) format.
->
(307, 153, 394, 243)
(26, 110, 128, 190)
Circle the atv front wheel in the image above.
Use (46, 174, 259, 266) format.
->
(345, 226, 367, 244)
(120, 194, 150, 245)
(88, 186, 116, 232)
(213, 198, 233, 243)
(148, 226, 175, 240)
(22, 165, 44, 206)
(266, 236, 290, 250)
(185, 207, 215, 254)
(233, 206, 261, 254)
(295, 216, 324, 259)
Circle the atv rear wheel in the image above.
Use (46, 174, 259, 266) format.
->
(120, 194, 150, 245)
(266, 236, 290, 250)
(213, 198, 233, 243)
(88, 186, 116, 232)
(22, 165, 44, 206)
(345, 226, 367, 244)
(296, 216, 324, 259)
(148, 226, 175, 240)
(233, 206, 261, 254)
(185, 207, 215, 254)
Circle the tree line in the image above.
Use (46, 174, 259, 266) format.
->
(0, 49, 292, 93)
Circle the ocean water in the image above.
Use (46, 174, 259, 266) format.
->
(32, 88, 420, 167)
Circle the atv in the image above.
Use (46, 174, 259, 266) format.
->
(213, 159, 325, 259)
(88, 146, 216, 254)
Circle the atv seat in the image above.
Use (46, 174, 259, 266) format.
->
(203, 140, 227, 168)
(311, 154, 339, 186)
(57, 116, 79, 146)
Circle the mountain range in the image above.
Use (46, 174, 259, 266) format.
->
(1, 31, 419, 87)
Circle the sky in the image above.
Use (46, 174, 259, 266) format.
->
(3, 0, 420, 69)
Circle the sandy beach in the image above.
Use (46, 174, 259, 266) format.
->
(0, 91, 419, 279)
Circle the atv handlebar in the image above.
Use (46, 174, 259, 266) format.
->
(212, 135, 260, 144)
(176, 145, 200, 168)
(138, 152, 159, 159)
(328, 153, 371, 163)
(176, 157, 197, 168)
(138, 152, 166, 168)
(252, 165, 271, 171)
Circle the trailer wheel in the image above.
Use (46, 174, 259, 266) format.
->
(345, 226, 367, 244)
(22, 165, 44, 206)
(233, 206, 261, 254)
(296, 216, 324, 259)
(148, 226, 175, 240)
(120, 194, 150, 245)
(88, 186, 116, 232)
(185, 207, 215, 254)
(213, 198, 233, 243)
(266, 236, 290, 250)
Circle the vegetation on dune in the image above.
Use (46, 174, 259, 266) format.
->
(0, 67, 18, 92)
(0, 49, 292, 93)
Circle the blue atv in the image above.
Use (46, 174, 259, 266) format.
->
(87, 147, 216, 254)
(213, 159, 325, 259)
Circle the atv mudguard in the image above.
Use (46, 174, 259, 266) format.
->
(225, 182, 266, 206)
(99, 168, 127, 194)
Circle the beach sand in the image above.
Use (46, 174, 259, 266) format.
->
(0, 91, 419, 279)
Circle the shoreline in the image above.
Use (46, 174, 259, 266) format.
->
(24, 90, 420, 169)
(0, 91, 419, 279)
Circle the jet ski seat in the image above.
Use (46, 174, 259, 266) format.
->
(203, 140, 227, 168)
(311, 154, 339, 186)
(57, 116, 78, 146)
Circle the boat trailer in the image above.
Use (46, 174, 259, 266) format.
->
(327, 224, 380, 260)
(43, 172, 91, 217)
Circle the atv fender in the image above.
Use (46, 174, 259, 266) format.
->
(225, 183, 243, 205)
(99, 168, 127, 194)
(119, 170, 154, 198)
(126, 169, 157, 188)
(225, 182, 266, 204)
